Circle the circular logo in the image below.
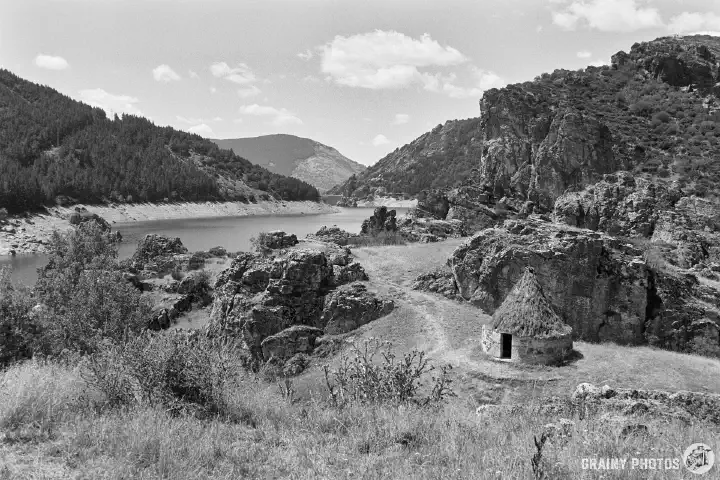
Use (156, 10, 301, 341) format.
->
(683, 443, 715, 475)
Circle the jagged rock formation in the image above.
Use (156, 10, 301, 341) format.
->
(415, 216, 720, 352)
(124, 234, 190, 277)
(553, 171, 720, 269)
(212, 134, 365, 193)
(206, 245, 391, 360)
(361, 206, 397, 235)
(333, 35, 720, 215)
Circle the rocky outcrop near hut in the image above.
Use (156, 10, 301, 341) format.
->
(206, 243, 392, 361)
(553, 171, 720, 269)
(415, 216, 720, 353)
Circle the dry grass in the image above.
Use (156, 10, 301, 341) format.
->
(0, 359, 718, 480)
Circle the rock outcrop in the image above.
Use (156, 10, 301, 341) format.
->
(361, 206, 397, 235)
(321, 283, 395, 335)
(206, 246, 389, 360)
(553, 172, 719, 269)
(260, 325, 324, 361)
(571, 382, 720, 425)
(260, 230, 299, 250)
(307, 226, 358, 246)
(128, 234, 189, 276)
(417, 216, 720, 351)
(397, 215, 468, 243)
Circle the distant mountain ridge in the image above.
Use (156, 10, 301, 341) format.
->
(212, 134, 366, 193)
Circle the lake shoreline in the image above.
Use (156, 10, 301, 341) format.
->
(0, 200, 340, 257)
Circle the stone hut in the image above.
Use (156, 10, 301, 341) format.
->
(480, 267, 573, 365)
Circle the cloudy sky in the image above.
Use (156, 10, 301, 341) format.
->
(2, 0, 719, 165)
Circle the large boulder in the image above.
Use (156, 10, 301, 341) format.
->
(321, 283, 394, 335)
(260, 325, 324, 360)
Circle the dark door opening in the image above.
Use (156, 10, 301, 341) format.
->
(500, 334, 512, 359)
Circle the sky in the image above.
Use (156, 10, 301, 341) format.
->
(1, 0, 720, 166)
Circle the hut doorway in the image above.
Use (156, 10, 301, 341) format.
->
(500, 334, 512, 359)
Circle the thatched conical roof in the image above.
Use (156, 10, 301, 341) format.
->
(491, 267, 572, 338)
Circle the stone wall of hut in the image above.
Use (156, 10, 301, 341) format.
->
(480, 325, 573, 365)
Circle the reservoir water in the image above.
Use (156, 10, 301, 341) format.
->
(1, 207, 408, 286)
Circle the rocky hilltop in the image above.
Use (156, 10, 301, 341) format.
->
(213, 134, 366, 193)
(334, 35, 720, 210)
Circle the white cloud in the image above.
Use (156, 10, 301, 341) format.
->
(536, 25, 544, 33)
(371, 134, 390, 146)
(78, 88, 141, 118)
(667, 12, 720, 34)
(589, 59, 606, 67)
(237, 85, 261, 98)
(422, 68, 504, 99)
(212, 116, 223, 122)
(551, 0, 663, 32)
(319, 30, 467, 89)
(238, 104, 303, 126)
(152, 64, 181, 82)
(188, 124, 214, 137)
(210, 61, 256, 85)
(392, 113, 410, 125)
(189, 70, 200, 79)
(297, 49, 314, 61)
(577, 50, 592, 58)
(34, 54, 69, 70)
(210, 87, 217, 94)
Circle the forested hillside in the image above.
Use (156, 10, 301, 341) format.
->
(0, 70, 319, 213)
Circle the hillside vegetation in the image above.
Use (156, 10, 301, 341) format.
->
(332, 35, 720, 205)
(0, 70, 319, 213)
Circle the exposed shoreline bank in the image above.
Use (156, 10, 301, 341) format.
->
(0, 200, 340, 257)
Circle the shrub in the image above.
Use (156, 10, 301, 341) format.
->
(33, 269, 150, 356)
(0, 267, 37, 366)
(32, 223, 151, 357)
(250, 231, 273, 254)
(83, 333, 247, 417)
(323, 339, 455, 407)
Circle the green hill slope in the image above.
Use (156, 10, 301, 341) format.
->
(0, 70, 319, 213)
